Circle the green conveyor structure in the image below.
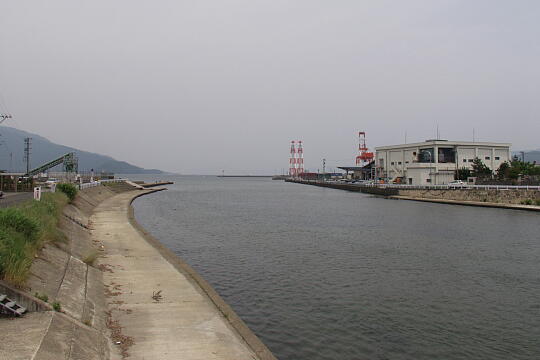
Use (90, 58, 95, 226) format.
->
(24, 152, 78, 177)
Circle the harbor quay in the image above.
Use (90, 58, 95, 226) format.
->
(286, 179, 540, 212)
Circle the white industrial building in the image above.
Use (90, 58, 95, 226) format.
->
(375, 140, 511, 185)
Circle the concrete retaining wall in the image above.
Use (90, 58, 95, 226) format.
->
(0, 280, 52, 312)
(397, 188, 540, 204)
(286, 179, 540, 210)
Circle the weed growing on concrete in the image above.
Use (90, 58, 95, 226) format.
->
(536, 199, 540, 206)
(0, 192, 68, 286)
(52, 301, 62, 312)
(83, 250, 99, 266)
(34, 292, 49, 303)
(152, 290, 163, 302)
(521, 199, 534, 205)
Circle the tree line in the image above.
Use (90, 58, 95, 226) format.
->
(456, 157, 540, 181)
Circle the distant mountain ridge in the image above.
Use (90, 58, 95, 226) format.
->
(0, 126, 163, 174)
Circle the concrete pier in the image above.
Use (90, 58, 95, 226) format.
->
(91, 189, 274, 360)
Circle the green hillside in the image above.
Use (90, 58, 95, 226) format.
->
(0, 126, 163, 174)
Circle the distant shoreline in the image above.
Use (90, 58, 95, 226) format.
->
(217, 175, 274, 178)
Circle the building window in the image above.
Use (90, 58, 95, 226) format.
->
(438, 148, 456, 163)
(495, 156, 500, 160)
(426, 179, 431, 183)
(398, 162, 402, 165)
(485, 156, 490, 160)
(468, 159, 473, 162)
(391, 162, 395, 165)
(418, 148, 434, 163)
(405, 161, 409, 164)
(463, 159, 467, 163)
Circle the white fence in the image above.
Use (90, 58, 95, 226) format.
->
(78, 178, 127, 190)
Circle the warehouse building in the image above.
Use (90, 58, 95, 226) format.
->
(375, 140, 511, 185)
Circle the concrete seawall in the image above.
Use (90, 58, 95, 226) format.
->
(287, 179, 540, 211)
(397, 188, 540, 205)
(93, 189, 276, 360)
(1, 185, 120, 360)
(0, 183, 276, 360)
(127, 192, 277, 360)
(285, 179, 399, 195)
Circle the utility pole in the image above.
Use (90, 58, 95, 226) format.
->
(322, 158, 326, 182)
(24, 137, 32, 174)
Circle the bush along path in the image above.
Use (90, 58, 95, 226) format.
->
(0, 192, 68, 286)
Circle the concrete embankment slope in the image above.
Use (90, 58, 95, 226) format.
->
(0, 185, 117, 360)
(92, 190, 276, 360)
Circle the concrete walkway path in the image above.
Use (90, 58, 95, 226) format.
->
(91, 190, 260, 360)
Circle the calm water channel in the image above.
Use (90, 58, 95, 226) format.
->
(132, 175, 540, 360)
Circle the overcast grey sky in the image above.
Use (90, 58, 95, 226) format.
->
(1, 1, 539, 174)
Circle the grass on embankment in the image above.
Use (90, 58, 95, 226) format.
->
(0, 192, 68, 286)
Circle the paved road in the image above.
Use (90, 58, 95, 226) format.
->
(0, 192, 33, 208)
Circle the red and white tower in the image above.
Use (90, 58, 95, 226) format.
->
(356, 131, 374, 166)
(297, 141, 304, 176)
(289, 140, 297, 177)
